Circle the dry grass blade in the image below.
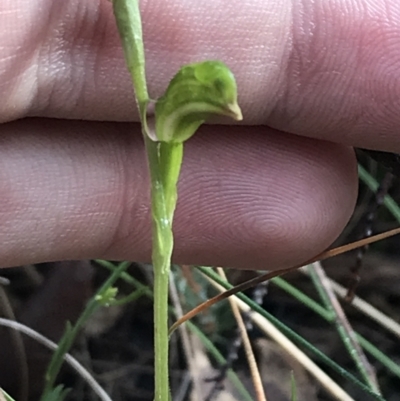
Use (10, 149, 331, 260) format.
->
(170, 227, 400, 333)
(217, 268, 267, 401)
(203, 272, 356, 401)
(317, 226, 400, 260)
(0, 318, 111, 401)
(301, 268, 400, 339)
(169, 272, 202, 401)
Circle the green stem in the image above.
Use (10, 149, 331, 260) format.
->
(307, 264, 380, 393)
(150, 142, 182, 401)
(153, 267, 170, 401)
(97, 261, 255, 401)
(112, 3, 241, 399)
(112, 3, 182, 399)
(112, 0, 148, 113)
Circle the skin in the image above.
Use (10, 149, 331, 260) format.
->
(0, 0, 399, 270)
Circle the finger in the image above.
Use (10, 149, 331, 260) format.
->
(3, 0, 400, 152)
(0, 118, 357, 269)
(268, 1, 400, 152)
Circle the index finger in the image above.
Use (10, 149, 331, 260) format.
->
(2, 0, 400, 151)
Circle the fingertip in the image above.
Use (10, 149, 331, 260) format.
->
(111, 126, 358, 270)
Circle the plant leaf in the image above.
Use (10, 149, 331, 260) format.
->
(40, 385, 70, 401)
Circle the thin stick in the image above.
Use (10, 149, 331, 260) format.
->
(203, 274, 356, 401)
(271, 274, 400, 378)
(316, 226, 400, 260)
(300, 267, 400, 340)
(170, 226, 400, 334)
(169, 273, 202, 401)
(217, 268, 267, 401)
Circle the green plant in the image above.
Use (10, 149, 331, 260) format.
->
(40, 261, 132, 401)
(26, 2, 400, 400)
(111, 1, 242, 400)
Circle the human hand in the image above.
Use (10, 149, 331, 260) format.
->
(1, 0, 398, 270)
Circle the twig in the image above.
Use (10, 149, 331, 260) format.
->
(271, 274, 400, 378)
(217, 268, 267, 401)
(308, 263, 380, 393)
(201, 272, 356, 401)
(300, 267, 400, 339)
(170, 227, 400, 335)
(169, 272, 202, 401)
(206, 278, 268, 401)
(0, 318, 111, 401)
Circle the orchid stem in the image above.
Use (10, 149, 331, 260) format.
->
(112, 1, 176, 399)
